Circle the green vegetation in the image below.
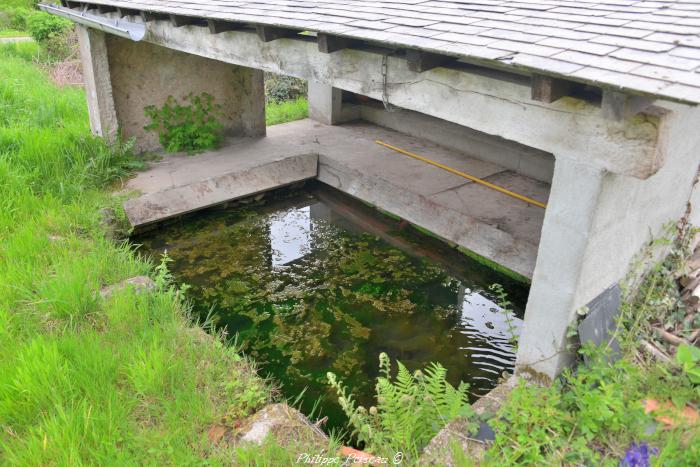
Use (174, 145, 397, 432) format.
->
(485, 229, 700, 465)
(0, 4, 76, 62)
(266, 96, 309, 126)
(0, 42, 284, 464)
(328, 352, 474, 462)
(265, 72, 307, 104)
(25, 10, 69, 42)
(0, 28, 25, 37)
(144, 92, 224, 153)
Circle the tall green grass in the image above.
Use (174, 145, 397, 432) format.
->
(0, 42, 276, 464)
(266, 96, 308, 126)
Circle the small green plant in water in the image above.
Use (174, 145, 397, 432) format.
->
(490, 283, 519, 346)
(327, 352, 474, 461)
(144, 92, 224, 153)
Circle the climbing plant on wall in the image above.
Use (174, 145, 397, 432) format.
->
(144, 92, 224, 153)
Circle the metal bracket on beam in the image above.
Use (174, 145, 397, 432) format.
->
(531, 74, 573, 103)
(317, 33, 358, 53)
(38, 4, 146, 41)
(406, 49, 455, 72)
(602, 90, 656, 121)
(256, 25, 297, 42)
(207, 19, 244, 34)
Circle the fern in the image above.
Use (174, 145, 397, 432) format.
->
(327, 352, 476, 461)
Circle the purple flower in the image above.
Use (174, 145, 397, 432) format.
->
(620, 442, 658, 467)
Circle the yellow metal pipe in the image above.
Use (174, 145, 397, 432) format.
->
(374, 140, 548, 209)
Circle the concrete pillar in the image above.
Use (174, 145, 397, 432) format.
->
(76, 26, 118, 142)
(308, 81, 343, 125)
(104, 36, 266, 152)
(515, 159, 605, 379)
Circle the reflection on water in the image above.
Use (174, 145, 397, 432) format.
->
(135, 185, 528, 432)
(270, 206, 311, 267)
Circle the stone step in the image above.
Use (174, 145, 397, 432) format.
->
(123, 153, 318, 228)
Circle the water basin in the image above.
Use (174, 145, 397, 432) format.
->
(134, 182, 528, 432)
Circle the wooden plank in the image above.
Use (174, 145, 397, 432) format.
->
(317, 33, 358, 53)
(405, 49, 454, 72)
(256, 25, 297, 42)
(531, 74, 572, 103)
(207, 20, 244, 34)
(602, 90, 656, 120)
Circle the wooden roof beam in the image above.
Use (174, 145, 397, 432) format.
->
(317, 33, 359, 53)
(256, 25, 298, 42)
(531, 74, 573, 104)
(97, 5, 117, 14)
(207, 20, 245, 34)
(406, 49, 455, 72)
(117, 7, 140, 18)
(140, 11, 168, 22)
(170, 15, 206, 28)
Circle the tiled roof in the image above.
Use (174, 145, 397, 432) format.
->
(73, 1, 700, 104)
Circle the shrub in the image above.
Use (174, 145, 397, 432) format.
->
(327, 352, 474, 461)
(265, 73, 307, 104)
(26, 11, 70, 42)
(25, 11, 75, 63)
(144, 93, 224, 153)
(0, 7, 31, 31)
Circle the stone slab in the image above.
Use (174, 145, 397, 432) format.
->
(124, 152, 318, 227)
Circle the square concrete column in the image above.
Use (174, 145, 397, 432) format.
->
(308, 81, 343, 125)
(102, 36, 265, 152)
(76, 26, 119, 142)
(515, 159, 605, 379)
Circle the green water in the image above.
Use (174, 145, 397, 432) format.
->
(135, 184, 528, 432)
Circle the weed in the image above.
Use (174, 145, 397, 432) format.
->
(144, 92, 224, 153)
(676, 344, 700, 396)
(327, 352, 474, 461)
(489, 283, 519, 346)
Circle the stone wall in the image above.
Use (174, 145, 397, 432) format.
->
(105, 36, 265, 152)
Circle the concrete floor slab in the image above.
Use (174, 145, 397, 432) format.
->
(124, 119, 550, 278)
(429, 171, 549, 246)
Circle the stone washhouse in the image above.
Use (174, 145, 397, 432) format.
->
(43, 0, 700, 380)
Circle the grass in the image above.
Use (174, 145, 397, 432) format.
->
(0, 0, 35, 8)
(0, 41, 320, 464)
(0, 29, 27, 37)
(266, 96, 308, 126)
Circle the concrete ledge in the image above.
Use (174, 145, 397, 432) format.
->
(318, 156, 538, 279)
(123, 153, 318, 228)
(420, 375, 527, 466)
